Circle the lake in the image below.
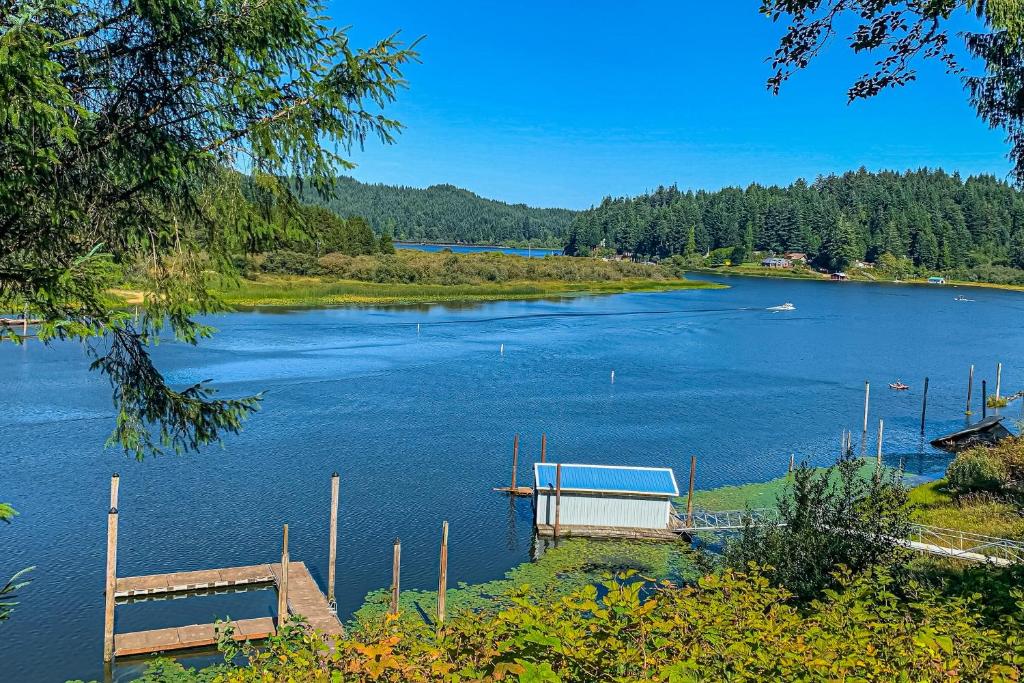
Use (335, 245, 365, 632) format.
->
(394, 242, 562, 258)
(1, 275, 1021, 681)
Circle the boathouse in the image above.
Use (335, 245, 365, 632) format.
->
(533, 463, 680, 539)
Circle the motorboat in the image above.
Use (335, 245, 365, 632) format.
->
(767, 302, 795, 311)
(954, 295, 974, 302)
(889, 381, 910, 391)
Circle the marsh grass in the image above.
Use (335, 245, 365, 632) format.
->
(213, 275, 720, 307)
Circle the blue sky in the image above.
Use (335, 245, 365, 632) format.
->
(329, 2, 1011, 209)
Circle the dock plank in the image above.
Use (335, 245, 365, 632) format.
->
(115, 564, 275, 598)
(114, 617, 275, 657)
(271, 561, 344, 636)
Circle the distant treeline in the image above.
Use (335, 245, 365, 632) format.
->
(565, 168, 1024, 279)
(293, 176, 576, 248)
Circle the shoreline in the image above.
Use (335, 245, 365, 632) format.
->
(209, 275, 724, 308)
(395, 240, 563, 252)
(687, 266, 1024, 293)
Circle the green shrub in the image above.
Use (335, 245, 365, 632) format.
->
(129, 568, 1024, 682)
(947, 447, 1010, 493)
(261, 250, 322, 275)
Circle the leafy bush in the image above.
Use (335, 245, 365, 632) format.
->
(129, 568, 1023, 682)
(722, 455, 912, 601)
(311, 250, 674, 286)
(260, 250, 323, 276)
(947, 447, 1010, 493)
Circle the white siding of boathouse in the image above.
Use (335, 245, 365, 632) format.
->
(534, 490, 671, 529)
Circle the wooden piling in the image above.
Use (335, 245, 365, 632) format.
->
(876, 419, 884, 466)
(982, 380, 987, 419)
(967, 365, 974, 415)
(437, 521, 448, 628)
(610, 369, 615, 384)
(685, 455, 696, 526)
(389, 538, 401, 615)
(861, 381, 870, 450)
(510, 434, 520, 490)
(920, 377, 929, 435)
(109, 473, 119, 510)
(277, 525, 289, 630)
(789, 453, 795, 473)
(540, 433, 547, 464)
(996, 363, 1002, 401)
(328, 472, 340, 605)
(102, 505, 119, 663)
(554, 464, 562, 539)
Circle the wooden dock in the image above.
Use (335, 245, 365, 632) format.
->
(272, 561, 344, 636)
(115, 617, 276, 657)
(104, 474, 346, 663)
(112, 561, 342, 657)
(115, 564, 276, 599)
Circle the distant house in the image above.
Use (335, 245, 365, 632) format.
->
(533, 463, 680, 539)
(928, 276, 946, 285)
(831, 272, 848, 281)
(854, 260, 875, 269)
(784, 252, 807, 262)
(761, 257, 792, 269)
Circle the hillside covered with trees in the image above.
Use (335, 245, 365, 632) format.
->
(565, 169, 1024, 282)
(296, 176, 577, 247)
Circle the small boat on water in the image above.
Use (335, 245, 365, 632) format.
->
(889, 381, 910, 391)
(954, 295, 974, 302)
(767, 302, 795, 312)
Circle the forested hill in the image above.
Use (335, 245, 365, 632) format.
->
(565, 169, 1024, 275)
(296, 176, 577, 247)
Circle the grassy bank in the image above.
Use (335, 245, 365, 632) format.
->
(212, 274, 721, 307)
(910, 479, 1024, 539)
(690, 262, 1024, 293)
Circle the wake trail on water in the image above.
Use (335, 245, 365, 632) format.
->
(412, 306, 760, 326)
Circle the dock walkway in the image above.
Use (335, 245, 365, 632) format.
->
(112, 561, 342, 657)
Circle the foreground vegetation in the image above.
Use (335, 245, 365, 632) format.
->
(126, 566, 1021, 683)
(109, 450, 1024, 682)
(208, 250, 720, 306)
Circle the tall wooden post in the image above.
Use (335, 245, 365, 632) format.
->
(328, 472, 340, 605)
(685, 455, 696, 526)
(966, 364, 974, 415)
(789, 453, 795, 474)
(982, 380, 988, 419)
(862, 381, 870, 438)
(876, 419, 884, 466)
(389, 538, 401, 615)
(553, 463, 562, 539)
(109, 473, 119, 509)
(102, 504, 119, 662)
(920, 377, 929, 435)
(996, 363, 1003, 400)
(277, 524, 289, 630)
(510, 434, 519, 490)
(540, 433, 547, 464)
(437, 521, 448, 628)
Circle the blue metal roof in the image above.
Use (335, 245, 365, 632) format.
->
(533, 464, 678, 496)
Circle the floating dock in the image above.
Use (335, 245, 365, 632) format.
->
(112, 561, 342, 657)
(104, 474, 345, 663)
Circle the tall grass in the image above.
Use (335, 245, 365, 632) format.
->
(215, 275, 720, 307)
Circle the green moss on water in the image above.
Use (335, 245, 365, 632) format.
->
(351, 461, 902, 629)
(349, 537, 697, 628)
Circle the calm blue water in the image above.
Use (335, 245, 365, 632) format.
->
(1, 276, 1021, 681)
(395, 242, 562, 257)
